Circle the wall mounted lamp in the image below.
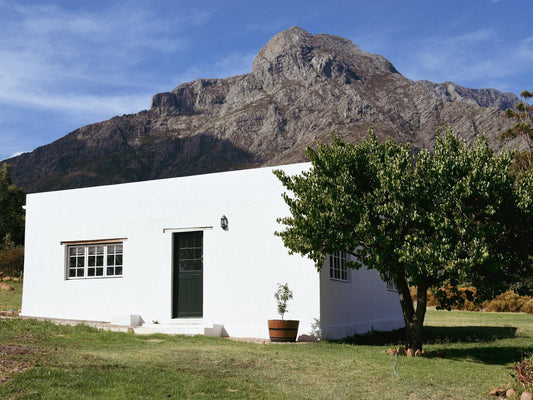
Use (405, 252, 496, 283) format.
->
(220, 215, 229, 231)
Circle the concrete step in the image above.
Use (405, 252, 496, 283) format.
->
(134, 318, 204, 335)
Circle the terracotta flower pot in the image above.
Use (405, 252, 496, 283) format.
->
(268, 319, 299, 342)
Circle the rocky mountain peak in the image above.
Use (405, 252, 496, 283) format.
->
(6, 27, 518, 193)
(251, 26, 398, 88)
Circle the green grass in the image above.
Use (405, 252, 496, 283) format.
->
(0, 310, 532, 399)
(0, 280, 22, 311)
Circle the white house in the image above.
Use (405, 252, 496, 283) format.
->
(21, 162, 403, 340)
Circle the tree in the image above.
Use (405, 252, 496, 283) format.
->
(0, 162, 25, 250)
(500, 90, 533, 294)
(501, 90, 533, 173)
(274, 130, 532, 350)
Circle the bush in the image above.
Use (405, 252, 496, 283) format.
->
(512, 354, 532, 389)
(410, 286, 533, 314)
(411, 285, 481, 311)
(0, 247, 24, 277)
(522, 299, 533, 314)
(483, 291, 533, 313)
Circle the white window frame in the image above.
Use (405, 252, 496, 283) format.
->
(329, 251, 349, 282)
(384, 271, 398, 292)
(63, 239, 125, 280)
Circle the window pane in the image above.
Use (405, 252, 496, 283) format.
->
(180, 249, 194, 259)
(329, 252, 347, 282)
(179, 260, 202, 271)
(67, 243, 123, 280)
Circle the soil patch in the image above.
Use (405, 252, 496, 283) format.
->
(0, 345, 36, 384)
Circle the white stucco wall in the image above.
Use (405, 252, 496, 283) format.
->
(319, 254, 404, 339)
(22, 162, 404, 339)
(22, 163, 320, 338)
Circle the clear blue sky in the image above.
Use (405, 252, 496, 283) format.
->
(0, 0, 531, 161)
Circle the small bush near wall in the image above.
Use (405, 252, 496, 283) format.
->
(0, 247, 24, 278)
(410, 286, 533, 314)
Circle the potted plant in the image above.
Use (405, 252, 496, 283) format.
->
(268, 282, 299, 342)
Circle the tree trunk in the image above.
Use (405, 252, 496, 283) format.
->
(405, 314, 425, 351)
(395, 274, 428, 351)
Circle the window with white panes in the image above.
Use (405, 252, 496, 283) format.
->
(329, 251, 348, 281)
(67, 243, 123, 279)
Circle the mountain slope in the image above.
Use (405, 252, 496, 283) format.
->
(7, 27, 517, 193)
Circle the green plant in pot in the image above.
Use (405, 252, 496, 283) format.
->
(268, 282, 299, 342)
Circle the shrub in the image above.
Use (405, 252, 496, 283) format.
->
(483, 291, 533, 313)
(512, 354, 533, 389)
(410, 285, 480, 311)
(410, 286, 533, 314)
(0, 247, 24, 277)
(522, 299, 533, 314)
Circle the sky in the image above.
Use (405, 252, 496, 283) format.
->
(0, 0, 531, 161)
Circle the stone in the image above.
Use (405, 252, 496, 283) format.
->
(0, 283, 14, 291)
(406, 348, 414, 357)
(0, 310, 18, 317)
(520, 392, 533, 400)
(414, 349, 423, 357)
(506, 389, 517, 398)
(2, 276, 11, 282)
(386, 348, 396, 356)
(397, 346, 407, 356)
(489, 387, 506, 396)
(297, 334, 319, 342)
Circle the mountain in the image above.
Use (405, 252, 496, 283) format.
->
(6, 27, 517, 193)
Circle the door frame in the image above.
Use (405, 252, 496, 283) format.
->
(164, 226, 212, 319)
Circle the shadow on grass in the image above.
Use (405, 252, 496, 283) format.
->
(442, 345, 533, 365)
(423, 326, 518, 344)
(342, 326, 517, 346)
(341, 325, 531, 364)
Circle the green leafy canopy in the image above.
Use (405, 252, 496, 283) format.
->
(274, 130, 533, 349)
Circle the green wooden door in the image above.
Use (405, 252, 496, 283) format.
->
(172, 231, 203, 318)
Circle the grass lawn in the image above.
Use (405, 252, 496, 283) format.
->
(0, 280, 22, 311)
(0, 309, 532, 399)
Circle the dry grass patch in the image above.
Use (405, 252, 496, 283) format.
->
(0, 345, 36, 384)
